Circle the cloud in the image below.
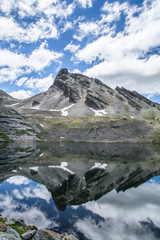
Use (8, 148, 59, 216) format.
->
(0, 191, 53, 228)
(75, 182, 160, 240)
(25, 74, 54, 92)
(13, 189, 24, 200)
(0, 42, 62, 85)
(0, 16, 58, 43)
(101, 1, 136, 23)
(77, 0, 94, 8)
(0, 0, 74, 19)
(74, 0, 160, 94)
(28, 41, 62, 71)
(0, 1, 75, 44)
(9, 90, 32, 99)
(64, 42, 80, 53)
(73, 21, 100, 41)
(22, 184, 52, 203)
(16, 77, 28, 87)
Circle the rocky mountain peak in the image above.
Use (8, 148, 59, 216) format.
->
(49, 68, 112, 106)
(1, 68, 160, 118)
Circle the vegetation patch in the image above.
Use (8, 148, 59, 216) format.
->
(152, 127, 160, 142)
(143, 110, 157, 121)
(0, 218, 37, 237)
(0, 132, 10, 141)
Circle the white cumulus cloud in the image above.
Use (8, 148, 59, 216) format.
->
(25, 74, 54, 92)
(9, 90, 32, 99)
(77, 0, 94, 8)
(74, 0, 160, 94)
(0, 41, 62, 85)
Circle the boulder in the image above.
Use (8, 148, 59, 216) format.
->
(22, 229, 36, 240)
(6, 226, 21, 240)
(0, 222, 7, 232)
(0, 232, 21, 240)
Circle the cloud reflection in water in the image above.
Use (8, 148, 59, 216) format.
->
(75, 177, 160, 240)
(0, 175, 160, 240)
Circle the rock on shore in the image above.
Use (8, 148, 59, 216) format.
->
(0, 217, 78, 240)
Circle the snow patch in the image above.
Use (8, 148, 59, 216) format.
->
(40, 123, 45, 128)
(130, 116, 134, 119)
(40, 153, 44, 157)
(31, 105, 40, 109)
(90, 108, 107, 116)
(90, 163, 108, 170)
(29, 166, 39, 172)
(7, 103, 19, 107)
(12, 170, 17, 173)
(48, 162, 74, 174)
(61, 104, 75, 116)
(49, 104, 75, 116)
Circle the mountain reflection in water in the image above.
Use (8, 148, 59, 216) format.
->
(0, 142, 160, 240)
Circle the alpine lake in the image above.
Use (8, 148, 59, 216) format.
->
(0, 141, 160, 240)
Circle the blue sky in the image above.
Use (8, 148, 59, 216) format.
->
(0, 0, 160, 102)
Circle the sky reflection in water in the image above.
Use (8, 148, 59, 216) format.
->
(0, 175, 160, 240)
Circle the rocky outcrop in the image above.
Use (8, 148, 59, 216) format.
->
(0, 106, 40, 141)
(0, 90, 19, 106)
(0, 217, 78, 240)
(116, 87, 160, 111)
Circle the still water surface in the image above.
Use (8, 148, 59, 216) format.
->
(0, 142, 160, 240)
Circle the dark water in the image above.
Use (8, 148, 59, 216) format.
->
(0, 142, 160, 240)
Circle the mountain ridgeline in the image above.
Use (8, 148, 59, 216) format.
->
(0, 68, 160, 142)
(13, 68, 160, 117)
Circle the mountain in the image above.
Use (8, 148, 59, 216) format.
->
(10, 68, 160, 118)
(0, 68, 160, 142)
(0, 90, 19, 106)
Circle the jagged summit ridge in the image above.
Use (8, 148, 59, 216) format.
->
(50, 68, 113, 109)
(1, 68, 160, 118)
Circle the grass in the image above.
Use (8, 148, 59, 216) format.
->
(0, 132, 10, 141)
(143, 110, 157, 121)
(15, 129, 33, 136)
(152, 127, 160, 142)
(0, 218, 37, 236)
(8, 224, 36, 236)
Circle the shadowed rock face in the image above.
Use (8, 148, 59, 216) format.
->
(0, 142, 160, 210)
(0, 106, 40, 141)
(2, 68, 159, 118)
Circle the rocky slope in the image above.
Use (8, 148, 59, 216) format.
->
(0, 90, 19, 106)
(0, 217, 78, 240)
(0, 68, 160, 142)
(11, 68, 160, 119)
(0, 106, 40, 141)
